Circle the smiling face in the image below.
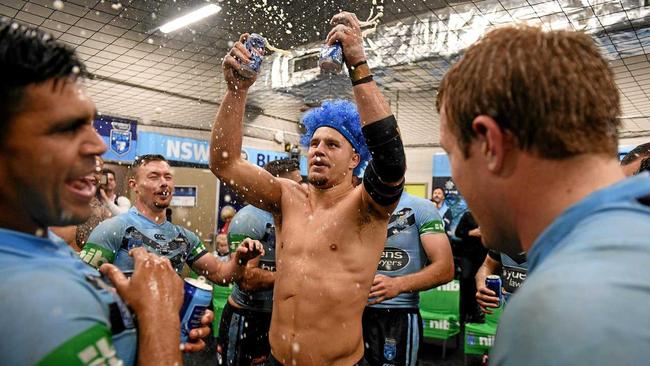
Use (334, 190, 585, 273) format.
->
(130, 160, 174, 213)
(307, 127, 359, 189)
(0, 78, 106, 231)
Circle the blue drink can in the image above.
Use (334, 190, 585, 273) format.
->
(179, 276, 213, 343)
(319, 43, 343, 74)
(239, 33, 266, 79)
(485, 275, 502, 307)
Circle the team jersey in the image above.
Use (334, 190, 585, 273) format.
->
(80, 207, 207, 274)
(492, 173, 650, 366)
(0, 228, 137, 365)
(370, 191, 446, 308)
(488, 250, 528, 303)
(228, 205, 276, 312)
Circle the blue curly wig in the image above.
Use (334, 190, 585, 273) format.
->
(300, 99, 370, 176)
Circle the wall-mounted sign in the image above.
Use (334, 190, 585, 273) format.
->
(93, 115, 138, 162)
(137, 131, 307, 175)
(171, 186, 198, 207)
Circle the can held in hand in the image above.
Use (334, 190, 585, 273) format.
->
(179, 276, 213, 343)
(239, 33, 266, 79)
(319, 42, 343, 74)
(485, 275, 502, 307)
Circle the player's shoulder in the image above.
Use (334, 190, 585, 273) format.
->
(0, 268, 114, 365)
(397, 193, 437, 214)
(235, 205, 272, 223)
(93, 211, 131, 232)
(172, 222, 199, 241)
(1, 266, 105, 317)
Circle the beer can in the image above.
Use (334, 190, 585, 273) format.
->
(485, 275, 502, 306)
(319, 42, 343, 74)
(179, 276, 213, 343)
(239, 33, 266, 79)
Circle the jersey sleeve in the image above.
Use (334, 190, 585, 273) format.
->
(414, 198, 445, 235)
(80, 217, 124, 268)
(0, 271, 120, 366)
(227, 207, 267, 248)
(184, 228, 208, 265)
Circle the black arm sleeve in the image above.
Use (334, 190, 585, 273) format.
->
(362, 115, 406, 206)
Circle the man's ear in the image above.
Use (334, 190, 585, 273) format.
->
(471, 115, 508, 173)
(128, 177, 136, 191)
(349, 152, 360, 170)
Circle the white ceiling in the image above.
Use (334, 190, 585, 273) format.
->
(2, 0, 650, 147)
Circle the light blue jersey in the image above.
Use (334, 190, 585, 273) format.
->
(81, 207, 207, 273)
(370, 192, 446, 308)
(0, 229, 137, 365)
(491, 173, 650, 365)
(488, 251, 528, 303)
(228, 205, 276, 312)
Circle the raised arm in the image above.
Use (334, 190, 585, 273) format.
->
(326, 13, 406, 215)
(209, 34, 283, 213)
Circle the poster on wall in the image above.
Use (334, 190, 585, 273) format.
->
(171, 186, 197, 207)
(93, 115, 138, 162)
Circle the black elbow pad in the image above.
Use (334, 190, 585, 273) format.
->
(362, 115, 406, 183)
(363, 161, 404, 206)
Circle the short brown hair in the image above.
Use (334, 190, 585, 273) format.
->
(437, 25, 620, 159)
(129, 154, 168, 178)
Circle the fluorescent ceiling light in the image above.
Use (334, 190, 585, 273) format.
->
(159, 4, 221, 33)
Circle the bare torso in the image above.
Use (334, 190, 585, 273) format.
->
(269, 182, 389, 365)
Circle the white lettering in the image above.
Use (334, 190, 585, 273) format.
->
(429, 319, 450, 330)
(194, 143, 210, 163)
(167, 140, 181, 158)
(180, 142, 193, 160)
(437, 281, 460, 292)
(479, 335, 494, 346)
(381, 251, 404, 259)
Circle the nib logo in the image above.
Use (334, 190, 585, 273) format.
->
(436, 281, 460, 292)
(428, 319, 450, 330)
(77, 337, 121, 365)
(467, 335, 495, 347)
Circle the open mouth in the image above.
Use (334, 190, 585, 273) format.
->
(66, 176, 96, 200)
(311, 157, 329, 168)
(156, 190, 171, 198)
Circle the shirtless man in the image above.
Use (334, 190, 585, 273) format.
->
(209, 12, 406, 365)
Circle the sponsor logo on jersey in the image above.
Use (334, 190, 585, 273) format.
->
(377, 247, 410, 271)
(502, 266, 527, 294)
(387, 208, 416, 238)
(77, 336, 120, 365)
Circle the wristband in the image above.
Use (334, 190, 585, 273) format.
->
(351, 75, 374, 86)
(348, 60, 372, 82)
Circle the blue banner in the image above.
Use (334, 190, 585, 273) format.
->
(138, 132, 209, 165)
(137, 131, 308, 175)
(93, 115, 137, 162)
